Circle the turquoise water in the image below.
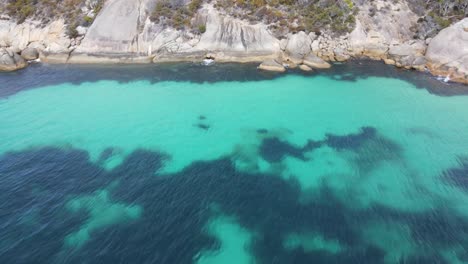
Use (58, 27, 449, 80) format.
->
(0, 63, 468, 263)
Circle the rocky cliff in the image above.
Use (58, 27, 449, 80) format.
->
(0, 0, 467, 84)
(426, 18, 468, 84)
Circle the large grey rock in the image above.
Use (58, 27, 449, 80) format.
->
(426, 18, 468, 83)
(283, 52, 303, 65)
(21, 47, 39, 60)
(411, 56, 427, 71)
(351, 0, 418, 46)
(348, 26, 389, 59)
(348, 0, 420, 59)
(258, 59, 285, 72)
(193, 5, 280, 54)
(389, 43, 414, 57)
(0, 48, 27, 71)
(299, 64, 313, 72)
(388, 40, 427, 70)
(0, 19, 71, 54)
(303, 54, 331, 69)
(333, 47, 350, 62)
(284, 31, 312, 56)
(76, 0, 155, 54)
(75, 2, 280, 60)
(389, 41, 426, 58)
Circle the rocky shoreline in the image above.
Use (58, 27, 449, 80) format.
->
(1, 1, 467, 84)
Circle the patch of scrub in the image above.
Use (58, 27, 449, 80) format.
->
(196, 215, 255, 264)
(65, 187, 142, 248)
(361, 221, 419, 264)
(283, 232, 343, 255)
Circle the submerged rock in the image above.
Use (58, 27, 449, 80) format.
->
(195, 123, 210, 130)
(0, 48, 27, 72)
(258, 59, 286, 72)
(303, 54, 331, 69)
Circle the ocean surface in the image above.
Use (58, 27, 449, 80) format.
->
(1, 61, 468, 264)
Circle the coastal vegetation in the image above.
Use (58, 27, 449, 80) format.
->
(148, 0, 357, 35)
(213, 0, 357, 35)
(150, 0, 204, 32)
(2, 0, 466, 38)
(407, 0, 468, 37)
(0, 0, 104, 37)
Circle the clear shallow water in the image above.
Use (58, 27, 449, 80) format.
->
(0, 62, 468, 264)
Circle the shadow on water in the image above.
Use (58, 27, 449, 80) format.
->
(0, 60, 467, 98)
(1, 133, 467, 263)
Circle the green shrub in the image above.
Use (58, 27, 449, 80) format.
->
(301, 0, 356, 34)
(198, 24, 206, 33)
(6, 0, 35, 23)
(429, 12, 452, 28)
(84, 15, 93, 24)
(5, 0, 105, 28)
(67, 22, 79, 38)
(188, 0, 202, 14)
(150, 0, 204, 31)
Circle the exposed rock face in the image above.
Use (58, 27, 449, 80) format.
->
(0, 48, 27, 72)
(0, 19, 71, 53)
(299, 64, 313, 72)
(387, 40, 426, 70)
(284, 32, 313, 57)
(426, 18, 468, 84)
(75, 0, 155, 54)
(258, 59, 285, 72)
(345, 0, 420, 62)
(73, 2, 280, 62)
(303, 54, 331, 69)
(349, 26, 389, 60)
(193, 5, 280, 55)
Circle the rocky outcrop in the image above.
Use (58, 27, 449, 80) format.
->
(0, 0, 466, 84)
(0, 20, 71, 52)
(386, 40, 427, 70)
(193, 5, 280, 56)
(283, 32, 314, 58)
(258, 59, 285, 72)
(75, 0, 155, 55)
(426, 18, 468, 84)
(20, 47, 39, 60)
(303, 54, 331, 69)
(0, 19, 74, 63)
(0, 48, 27, 72)
(298, 64, 313, 72)
(72, 2, 280, 63)
(348, 0, 418, 58)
